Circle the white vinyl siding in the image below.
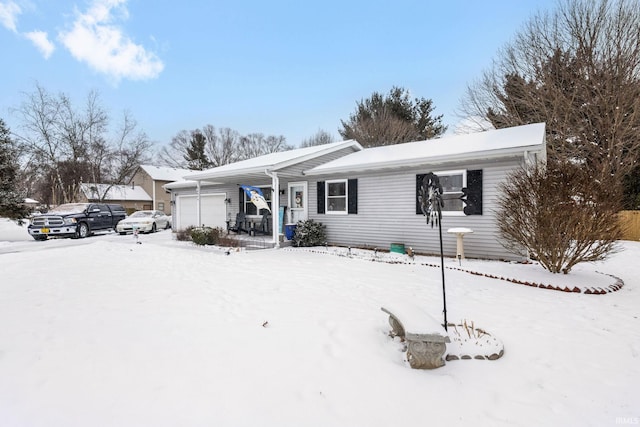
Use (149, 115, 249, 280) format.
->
(309, 160, 527, 261)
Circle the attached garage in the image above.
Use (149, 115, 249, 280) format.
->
(175, 193, 227, 230)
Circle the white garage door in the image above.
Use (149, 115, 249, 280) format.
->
(175, 194, 226, 230)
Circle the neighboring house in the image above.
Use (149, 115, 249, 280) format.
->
(79, 183, 152, 213)
(165, 123, 547, 260)
(23, 198, 39, 209)
(129, 165, 192, 215)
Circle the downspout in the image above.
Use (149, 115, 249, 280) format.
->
(196, 180, 202, 227)
(264, 169, 280, 249)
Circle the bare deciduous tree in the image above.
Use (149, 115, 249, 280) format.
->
(15, 84, 73, 204)
(460, 0, 640, 186)
(107, 111, 153, 185)
(238, 133, 291, 159)
(157, 130, 190, 169)
(202, 125, 239, 167)
(299, 129, 335, 147)
(13, 84, 152, 204)
(158, 125, 291, 169)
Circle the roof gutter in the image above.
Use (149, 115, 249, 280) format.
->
(185, 166, 270, 181)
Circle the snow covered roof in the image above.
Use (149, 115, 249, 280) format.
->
(163, 180, 199, 190)
(184, 140, 363, 182)
(138, 165, 193, 182)
(306, 123, 546, 175)
(23, 198, 39, 204)
(80, 183, 152, 201)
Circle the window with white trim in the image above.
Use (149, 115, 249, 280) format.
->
(326, 180, 347, 214)
(438, 170, 466, 213)
(416, 170, 467, 215)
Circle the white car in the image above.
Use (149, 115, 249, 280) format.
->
(116, 210, 171, 235)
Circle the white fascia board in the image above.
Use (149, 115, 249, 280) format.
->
(306, 144, 545, 176)
(163, 180, 199, 190)
(270, 140, 363, 171)
(184, 140, 363, 181)
(185, 166, 271, 181)
(164, 179, 227, 191)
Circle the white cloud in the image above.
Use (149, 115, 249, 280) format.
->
(24, 30, 55, 58)
(0, 1, 21, 32)
(58, 0, 164, 83)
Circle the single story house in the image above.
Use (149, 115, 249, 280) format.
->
(78, 183, 152, 213)
(165, 123, 547, 260)
(23, 198, 40, 209)
(164, 140, 362, 232)
(129, 165, 192, 215)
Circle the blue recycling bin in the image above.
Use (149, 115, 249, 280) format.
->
(284, 223, 297, 240)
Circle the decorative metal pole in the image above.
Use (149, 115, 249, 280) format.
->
(419, 173, 448, 331)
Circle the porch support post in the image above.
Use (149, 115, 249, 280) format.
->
(196, 180, 202, 227)
(265, 169, 280, 249)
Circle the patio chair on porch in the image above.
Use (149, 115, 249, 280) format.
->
(250, 214, 272, 236)
(228, 212, 249, 234)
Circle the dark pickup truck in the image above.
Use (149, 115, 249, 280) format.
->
(28, 203, 127, 240)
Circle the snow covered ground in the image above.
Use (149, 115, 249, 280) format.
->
(1, 218, 639, 427)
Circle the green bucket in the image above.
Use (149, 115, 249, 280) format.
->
(390, 243, 405, 254)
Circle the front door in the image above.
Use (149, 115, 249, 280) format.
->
(288, 182, 308, 224)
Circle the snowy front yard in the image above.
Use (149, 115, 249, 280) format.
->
(1, 219, 639, 427)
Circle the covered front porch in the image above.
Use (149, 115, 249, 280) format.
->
(166, 140, 362, 249)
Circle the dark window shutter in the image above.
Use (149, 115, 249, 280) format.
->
(239, 187, 245, 213)
(463, 170, 483, 215)
(416, 174, 426, 214)
(348, 179, 358, 214)
(317, 181, 325, 214)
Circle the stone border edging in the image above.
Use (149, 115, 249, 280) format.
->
(285, 247, 624, 294)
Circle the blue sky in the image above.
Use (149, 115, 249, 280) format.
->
(0, 0, 557, 152)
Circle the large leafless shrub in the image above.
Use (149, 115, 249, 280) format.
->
(496, 160, 623, 274)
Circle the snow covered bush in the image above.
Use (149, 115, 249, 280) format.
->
(189, 226, 222, 246)
(292, 219, 326, 247)
(175, 228, 192, 242)
(496, 160, 622, 274)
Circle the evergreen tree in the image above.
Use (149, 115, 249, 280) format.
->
(461, 0, 640, 200)
(0, 119, 28, 220)
(339, 86, 447, 147)
(184, 130, 212, 170)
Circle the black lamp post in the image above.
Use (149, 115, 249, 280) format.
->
(419, 172, 448, 331)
